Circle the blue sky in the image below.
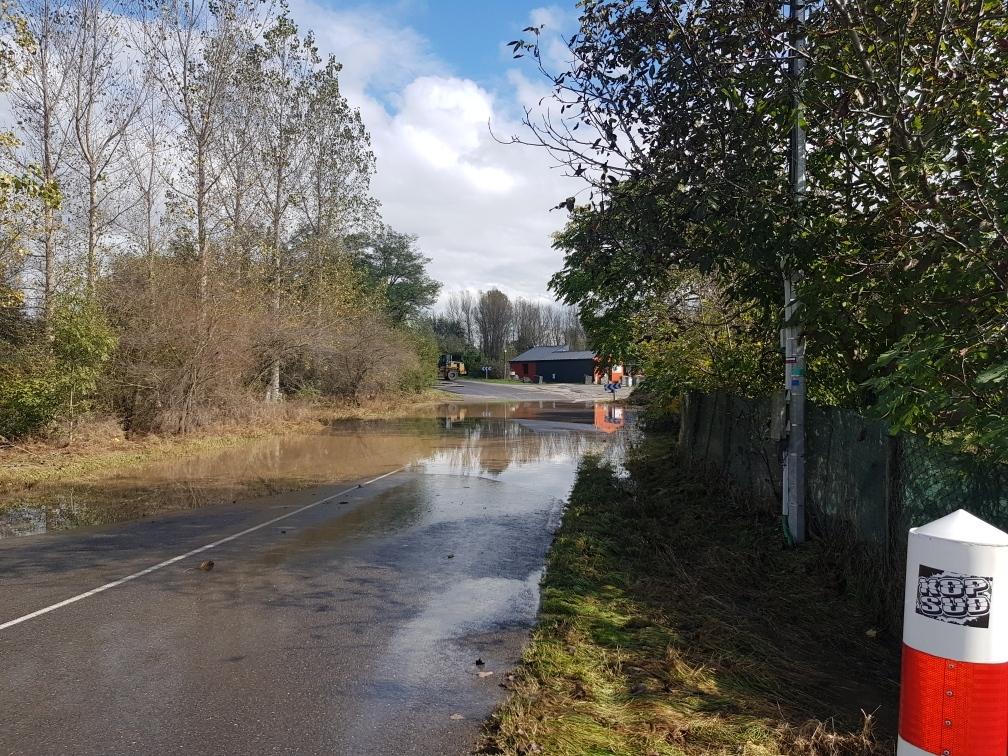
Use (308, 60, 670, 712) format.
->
(393, 1, 563, 85)
(289, 1, 580, 302)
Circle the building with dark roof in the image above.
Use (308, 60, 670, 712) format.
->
(508, 345, 600, 383)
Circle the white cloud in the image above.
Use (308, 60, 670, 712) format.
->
(287, 0, 443, 97)
(289, 1, 576, 304)
(529, 5, 567, 30)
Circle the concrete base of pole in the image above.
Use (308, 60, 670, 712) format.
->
(897, 737, 933, 755)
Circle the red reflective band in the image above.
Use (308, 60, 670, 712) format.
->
(899, 644, 1008, 754)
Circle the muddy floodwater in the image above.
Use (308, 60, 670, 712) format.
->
(1, 399, 633, 754)
(0, 401, 632, 539)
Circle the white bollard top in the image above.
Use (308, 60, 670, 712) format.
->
(904, 509, 1008, 663)
(912, 509, 1008, 546)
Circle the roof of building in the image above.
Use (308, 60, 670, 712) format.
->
(509, 346, 596, 362)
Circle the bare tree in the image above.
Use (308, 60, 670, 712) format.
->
(511, 297, 546, 352)
(475, 288, 512, 361)
(560, 305, 587, 350)
(212, 50, 261, 260)
(0, 0, 448, 439)
(249, 12, 316, 401)
(63, 0, 145, 292)
(123, 92, 167, 270)
(145, 0, 257, 303)
(445, 289, 476, 348)
(11, 0, 72, 326)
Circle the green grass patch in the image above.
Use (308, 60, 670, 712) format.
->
(481, 436, 899, 755)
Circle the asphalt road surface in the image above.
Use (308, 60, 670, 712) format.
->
(441, 378, 615, 402)
(0, 406, 616, 755)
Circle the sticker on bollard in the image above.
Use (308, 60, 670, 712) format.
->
(898, 509, 1008, 755)
(915, 566, 993, 628)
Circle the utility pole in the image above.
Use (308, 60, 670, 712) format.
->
(782, 0, 807, 544)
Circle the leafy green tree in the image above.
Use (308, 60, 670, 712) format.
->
(0, 292, 115, 438)
(348, 226, 440, 324)
(513, 0, 1007, 456)
(428, 313, 466, 356)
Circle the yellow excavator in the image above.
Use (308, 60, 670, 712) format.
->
(438, 354, 467, 381)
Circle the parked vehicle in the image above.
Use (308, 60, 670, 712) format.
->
(437, 354, 467, 381)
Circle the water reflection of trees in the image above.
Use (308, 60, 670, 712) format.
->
(426, 418, 627, 476)
(0, 410, 632, 538)
(0, 429, 447, 538)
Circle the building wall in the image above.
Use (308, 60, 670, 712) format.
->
(510, 361, 538, 380)
(516, 360, 592, 385)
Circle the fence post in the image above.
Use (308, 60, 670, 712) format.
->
(898, 509, 1008, 754)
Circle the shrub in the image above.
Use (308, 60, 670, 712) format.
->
(0, 293, 116, 438)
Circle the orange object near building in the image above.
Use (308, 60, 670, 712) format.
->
(593, 404, 625, 433)
(592, 362, 624, 384)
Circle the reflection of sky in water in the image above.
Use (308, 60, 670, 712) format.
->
(383, 572, 543, 689)
(0, 402, 634, 538)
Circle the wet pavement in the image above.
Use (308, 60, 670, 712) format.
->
(0, 402, 629, 755)
(442, 377, 621, 403)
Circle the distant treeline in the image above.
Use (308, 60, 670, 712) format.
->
(429, 289, 587, 375)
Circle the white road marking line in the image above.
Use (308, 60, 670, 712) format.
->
(0, 467, 407, 632)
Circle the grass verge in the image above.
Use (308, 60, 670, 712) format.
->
(0, 389, 453, 494)
(481, 435, 900, 755)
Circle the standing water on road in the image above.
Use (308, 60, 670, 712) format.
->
(0, 401, 631, 539)
(0, 401, 632, 756)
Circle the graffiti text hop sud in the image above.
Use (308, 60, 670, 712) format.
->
(916, 566, 994, 628)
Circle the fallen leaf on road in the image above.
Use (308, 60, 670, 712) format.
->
(474, 658, 485, 666)
(478, 671, 494, 678)
(450, 713, 464, 720)
(200, 560, 214, 572)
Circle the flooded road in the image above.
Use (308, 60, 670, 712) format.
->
(0, 401, 629, 755)
(0, 401, 629, 539)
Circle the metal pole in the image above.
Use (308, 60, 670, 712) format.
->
(783, 0, 806, 544)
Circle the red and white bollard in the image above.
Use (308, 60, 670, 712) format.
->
(899, 509, 1008, 755)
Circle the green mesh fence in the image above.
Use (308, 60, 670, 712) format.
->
(678, 391, 1008, 547)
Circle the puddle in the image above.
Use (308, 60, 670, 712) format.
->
(0, 401, 634, 539)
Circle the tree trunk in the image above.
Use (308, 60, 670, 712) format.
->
(196, 140, 209, 305)
(86, 168, 98, 294)
(42, 204, 56, 338)
(266, 178, 283, 403)
(41, 97, 55, 339)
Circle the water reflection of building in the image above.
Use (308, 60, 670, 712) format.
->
(594, 404, 626, 433)
(427, 404, 630, 477)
